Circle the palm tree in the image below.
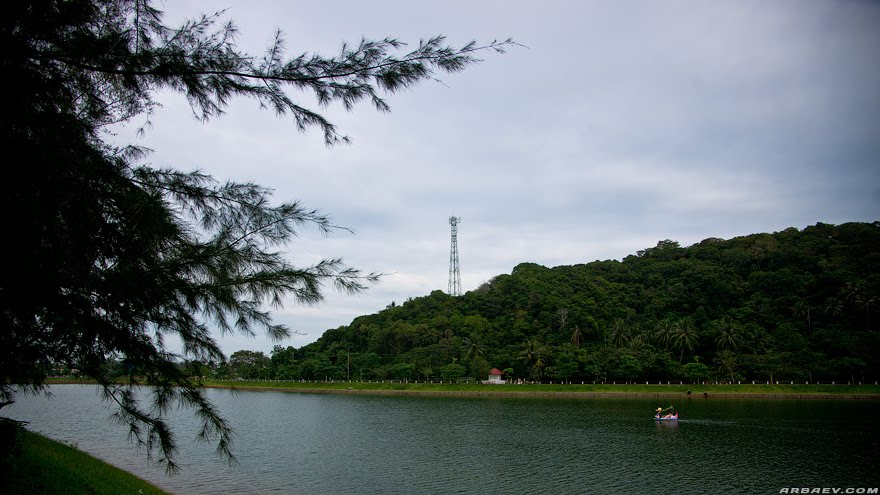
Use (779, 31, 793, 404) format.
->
(842, 281, 862, 305)
(628, 327, 649, 351)
(654, 320, 675, 350)
(841, 282, 876, 330)
(792, 301, 812, 332)
(518, 339, 539, 367)
(518, 339, 546, 381)
(855, 293, 877, 331)
(824, 297, 844, 320)
(714, 317, 742, 351)
(672, 317, 699, 362)
(461, 335, 486, 361)
(607, 318, 629, 349)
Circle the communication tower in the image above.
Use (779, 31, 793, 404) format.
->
(448, 216, 462, 296)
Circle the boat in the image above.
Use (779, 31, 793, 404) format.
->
(654, 413, 679, 421)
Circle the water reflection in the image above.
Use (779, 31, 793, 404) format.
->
(655, 419, 679, 432)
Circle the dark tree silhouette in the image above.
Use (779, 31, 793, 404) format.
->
(0, 0, 512, 472)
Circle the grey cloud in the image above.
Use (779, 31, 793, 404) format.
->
(117, 0, 879, 356)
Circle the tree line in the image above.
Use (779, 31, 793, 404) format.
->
(207, 222, 880, 384)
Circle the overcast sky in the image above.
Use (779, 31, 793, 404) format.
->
(115, 0, 880, 356)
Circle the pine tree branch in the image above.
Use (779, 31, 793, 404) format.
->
(34, 38, 516, 84)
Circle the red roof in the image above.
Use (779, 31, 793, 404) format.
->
(489, 368, 504, 375)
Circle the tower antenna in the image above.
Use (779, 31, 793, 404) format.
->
(448, 216, 462, 296)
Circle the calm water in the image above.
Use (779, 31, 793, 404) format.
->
(4, 386, 878, 494)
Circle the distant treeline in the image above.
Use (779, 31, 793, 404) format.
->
(181, 222, 880, 384)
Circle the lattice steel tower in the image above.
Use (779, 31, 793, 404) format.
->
(448, 216, 462, 296)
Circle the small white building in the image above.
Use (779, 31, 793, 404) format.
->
(487, 368, 506, 384)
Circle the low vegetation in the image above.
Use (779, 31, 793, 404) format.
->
(0, 427, 168, 495)
(201, 379, 880, 397)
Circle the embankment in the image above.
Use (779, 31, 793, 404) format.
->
(201, 381, 880, 400)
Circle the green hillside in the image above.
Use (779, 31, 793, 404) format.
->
(219, 222, 880, 384)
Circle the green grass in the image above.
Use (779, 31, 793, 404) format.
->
(44, 376, 880, 396)
(1, 429, 169, 495)
(202, 379, 880, 396)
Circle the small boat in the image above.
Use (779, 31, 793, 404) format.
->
(654, 413, 679, 421)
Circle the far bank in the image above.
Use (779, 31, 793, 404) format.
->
(43, 378, 880, 399)
(199, 379, 880, 400)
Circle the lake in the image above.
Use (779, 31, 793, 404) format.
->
(4, 385, 879, 494)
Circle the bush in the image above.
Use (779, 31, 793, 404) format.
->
(440, 363, 467, 381)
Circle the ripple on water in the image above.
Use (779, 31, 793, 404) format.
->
(3, 387, 878, 494)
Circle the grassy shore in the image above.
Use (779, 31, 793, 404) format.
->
(1, 429, 169, 495)
(199, 379, 880, 399)
(44, 377, 880, 398)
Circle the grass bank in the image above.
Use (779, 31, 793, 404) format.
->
(201, 379, 880, 399)
(44, 377, 880, 398)
(1, 429, 169, 495)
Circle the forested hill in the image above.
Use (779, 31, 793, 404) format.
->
(231, 222, 880, 384)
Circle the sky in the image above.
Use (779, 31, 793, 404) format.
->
(114, 0, 880, 356)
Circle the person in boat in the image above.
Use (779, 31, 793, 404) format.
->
(656, 405, 676, 418)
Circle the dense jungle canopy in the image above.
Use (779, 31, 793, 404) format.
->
(216, 222, 879, 384)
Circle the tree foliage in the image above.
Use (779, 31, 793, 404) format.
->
(0, 0, 512, 472)
(236, 223, 880, 386)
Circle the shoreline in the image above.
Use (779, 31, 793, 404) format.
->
(2, 429, 170, 495)
(203, 385, 880, 400)
(44, 378, 880, 400)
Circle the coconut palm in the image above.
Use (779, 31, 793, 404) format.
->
(628, 327, 650, 351)
(824, 297, 844, 320)
(840, 282, 876, 330)
(792, 301, 812, 332)
(518, 339, 547, 381)
(518, 339, 539, 367)
(607, 318, 630, 349)
(524, 339, 548, 362)
(654, 320, 675, 350)
(672, 317, 699, 362)
(714, 317, 743, 351)
(461, 335, 486, 361)
(855, 293, 877, 331)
